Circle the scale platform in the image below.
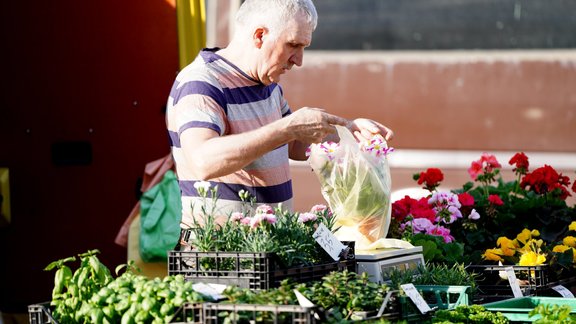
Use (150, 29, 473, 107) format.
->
(355, 246, 424, 283)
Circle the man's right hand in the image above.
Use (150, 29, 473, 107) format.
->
(285, 107, 349, 144)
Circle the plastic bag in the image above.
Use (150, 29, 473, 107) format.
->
(307, 125, 393, 249)
(139, 170, 181, 262)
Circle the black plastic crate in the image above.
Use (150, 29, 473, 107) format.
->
(466, 264, 576, 302)
(168, 243, 356, 290)
(201, 303, 321, 324)
(28, 303, 56, 324)
(28, 302, 200, 324)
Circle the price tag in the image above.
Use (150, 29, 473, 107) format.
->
(312, 223, 346, 261)
(552, 285, 575, 298)
(504, 267, 524, 298)
(401, 283, 432, 314)
(192, 282, 226, 300)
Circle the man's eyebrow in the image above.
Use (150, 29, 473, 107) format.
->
(289, 40, 310, 47)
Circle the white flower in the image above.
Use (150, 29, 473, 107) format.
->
(194, 181, 211, 196)
(468, 209, 481, 220)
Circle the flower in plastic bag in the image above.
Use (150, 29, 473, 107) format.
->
(306, 126, 393, 247)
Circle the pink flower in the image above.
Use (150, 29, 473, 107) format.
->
(429, 192, 461, 209)
(249, 213, 277, 228)
(361, 134, 394, 159)
(427, 226, 454, 243)
(468, 153, 502, 180)
(240, 217, 252, 226)
(481, 153, 502, 171)
(255, 204, 274, 214)
(468, 160, 483, 180)
(402, 218, 434, 233)
(310, 204, 327, 213)
(298, 212, 318, 223)
(231, 212, 245, 222)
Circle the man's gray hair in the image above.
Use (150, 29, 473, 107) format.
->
(234, 0, 318, 39)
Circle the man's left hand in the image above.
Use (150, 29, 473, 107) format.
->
(347, 118, 394, 142)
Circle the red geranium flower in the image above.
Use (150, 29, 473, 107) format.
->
(411, 197, 437, 222)
(416, 168, 444, 191)
(392, 196, 436, 222)
(458, 192, 475, 207)
(509, 152, 529, 175)
(488, 194, 504, 206)
(521, 165, 572, 200)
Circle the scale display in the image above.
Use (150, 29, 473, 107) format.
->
(356, 246, 425, 283)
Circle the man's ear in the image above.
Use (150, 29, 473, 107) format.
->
(253, 27, 268, 49)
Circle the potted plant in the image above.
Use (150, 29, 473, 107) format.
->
(389, 152, 576, 265)
(168, 184, 355, 290)
(215, 270, 389, 323)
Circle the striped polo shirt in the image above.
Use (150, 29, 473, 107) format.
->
(166, 48, 294, 228)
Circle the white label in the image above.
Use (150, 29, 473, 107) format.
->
(401, 283, 432, 314)
(552, 285, 575, 298)
(313, 223, 346, 261)
(504, 267, 524, 298)
(294, 289, 316, 307)
(192, 282, 226, 300)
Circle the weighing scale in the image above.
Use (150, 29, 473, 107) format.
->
(355, 246, 425, 283)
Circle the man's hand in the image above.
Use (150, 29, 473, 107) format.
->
(285, 107, 349, 144)
(347, 118, 394, 143)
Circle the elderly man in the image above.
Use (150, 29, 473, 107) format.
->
(166, 0, 393, 235)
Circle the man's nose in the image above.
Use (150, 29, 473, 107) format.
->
(290, 49, 304, 67)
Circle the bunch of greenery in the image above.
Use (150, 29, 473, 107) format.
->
(44, 250, 210, 323)
(299, 270, 389, 322)
(388, 263, 479, 295)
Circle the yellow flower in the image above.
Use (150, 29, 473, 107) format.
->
(553, 244, 571, 253)
(569, 221, 576, 232)
(497, 237, 517, 256)
(533, 239, 544, 248)
(563, 236, 576, 248)
(531, 229, 540, 237)
(518, 251, 546, 266)
(516, 229, 532, 244)
(483, 248, 504, 262)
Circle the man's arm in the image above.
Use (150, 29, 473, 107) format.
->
(181, 108, 348, 180)
(288, 117, 395, 161)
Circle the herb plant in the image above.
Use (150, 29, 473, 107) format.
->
(529, 303, 576, 323)
(44, 250, 210, 323)
(433, 304, 509, 324)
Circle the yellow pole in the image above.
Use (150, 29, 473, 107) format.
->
(176, 0, 206, 70)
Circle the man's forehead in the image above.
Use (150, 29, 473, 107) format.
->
(282, 26, 313, 46)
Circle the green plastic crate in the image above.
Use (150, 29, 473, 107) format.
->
(482, 296, 576, 322)
(396, 286, 471, 323)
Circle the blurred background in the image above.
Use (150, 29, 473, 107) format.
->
(0, 0, 575, 320)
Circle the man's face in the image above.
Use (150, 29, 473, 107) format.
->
(257, 15, 313, 85)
